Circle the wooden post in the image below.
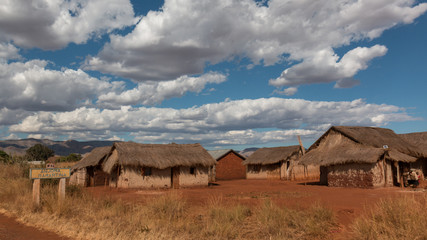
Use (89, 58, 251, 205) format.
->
(297, 135, 306, 155)
(32, 179, 40, 206)
(383, 157, 387, 187)
(297, 135, 307, 184)
(58, 178, 66, 202)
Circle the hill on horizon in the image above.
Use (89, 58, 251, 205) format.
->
(0, 138, 117, 156)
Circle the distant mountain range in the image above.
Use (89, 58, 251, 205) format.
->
(0, 138, 259, 158)
(0, 139, 117, 156)
(239, 147, 259, 157)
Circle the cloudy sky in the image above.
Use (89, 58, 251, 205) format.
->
(1, 0, 426, 150)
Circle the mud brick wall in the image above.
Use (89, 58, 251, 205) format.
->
(327, 163, 382, 188)
(216, 152, 246, 180)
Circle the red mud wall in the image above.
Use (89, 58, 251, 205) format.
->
(327, 163, 377, 188)
(216, 152, 246, 180)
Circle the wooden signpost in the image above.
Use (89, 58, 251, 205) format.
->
(29, 167, 71, 206)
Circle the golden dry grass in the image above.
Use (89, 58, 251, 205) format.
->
(0, 163, 338, 240)
(350, 194, 427, 240)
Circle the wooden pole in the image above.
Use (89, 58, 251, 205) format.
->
(58, 178, 66, 202)
(32, 179, 40, 206)
(297, 135, 307, 184)
(383, 157, 387, 187)
(297, 135, 306, 155)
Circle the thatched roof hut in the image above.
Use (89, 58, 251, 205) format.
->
(244, 146, 302, 165)
(71, 146, 111, 173)
(399, 132, 427, 154)
(300, 126, 424, 167)
(299, 126, 426, 188)
(69, 146, 111, 187)
(103, 142, 215, 174)
(244, 146, 305, 180)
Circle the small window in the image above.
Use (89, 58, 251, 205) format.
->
(190, 167, 196, 175)
(253, 165, 261, 173)
(142, 167, 152, 177)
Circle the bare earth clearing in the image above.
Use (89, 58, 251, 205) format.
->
(87, 179, 425, 239)
(1, 179, 425, 239)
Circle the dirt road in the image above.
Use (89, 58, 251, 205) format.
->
(0, 213, 70, 240)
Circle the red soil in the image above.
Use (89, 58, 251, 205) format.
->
(2, 179, 422, 239)
(0, 213, 70, 240)
(87, 179, 425, 239)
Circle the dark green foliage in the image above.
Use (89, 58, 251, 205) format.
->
(58, 153, 82, 162)
(0, 150, 10, 164)
(25, 144, 55, 161)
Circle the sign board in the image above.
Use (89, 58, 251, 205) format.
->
(30, 168, 71, 179)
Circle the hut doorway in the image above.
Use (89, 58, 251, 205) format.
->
(171, 167, 180, 189)
(87, 167, 95, 187)
(391, 162, 400, 186)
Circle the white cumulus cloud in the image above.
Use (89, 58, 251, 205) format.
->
(9, 97, 415, 146)
(0, 0, 137, 50)
(269, 45, 388, 87)
(0, 43, 21, 61)
(97, 72, 227, 108)
(84, 0, 427, 84)
(0, 60, 118, 111)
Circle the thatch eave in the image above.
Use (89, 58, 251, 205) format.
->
(102, 142, 215, 174)
(243, 146, 301, 165)
(71, 146, 111, 173)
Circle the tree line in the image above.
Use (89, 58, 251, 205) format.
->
(0, 143, 82, 164)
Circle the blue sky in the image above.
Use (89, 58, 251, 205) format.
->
(0, 0, 426, 150)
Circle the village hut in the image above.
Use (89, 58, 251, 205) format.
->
(69, 146, 111, 187)
(244, 146, 307, 180)
(208, 149, 246, 181)
(299, 126, 426, 188)
(399, 131, 427, 177)
(102, 142, 216, 189)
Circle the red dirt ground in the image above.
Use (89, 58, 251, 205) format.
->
(0, 213, 70, 240)
(86, 179, 426, 239)
(1, 179, 424, 239)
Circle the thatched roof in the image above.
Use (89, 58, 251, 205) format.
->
(208, 149, 246, 161)
(103, 142, 215, 173)
(71, 146, 111, 172)
(300, 126, 424, 166)
(399, 132, 427, 155)
(243, 146, 301, 165)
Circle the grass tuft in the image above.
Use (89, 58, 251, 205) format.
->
(351, 195, 427, 240)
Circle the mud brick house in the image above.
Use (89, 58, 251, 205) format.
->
(102, 142, 215, 189)
(70, 146, 111, 187)
(208, 149, 246, 181)
(399, 131, 427, 177)
(300, 126, 426, 188)
(244, 146, 306, 180)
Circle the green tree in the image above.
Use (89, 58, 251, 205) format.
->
(0, 150, 10, 164)
(58, 153, 82, 162)
(25, 144, 54, 161)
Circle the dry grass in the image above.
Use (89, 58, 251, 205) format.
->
(350, 195, 427, 240)
(256, 200, 336, 240)
(0, 163, 338, 240)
